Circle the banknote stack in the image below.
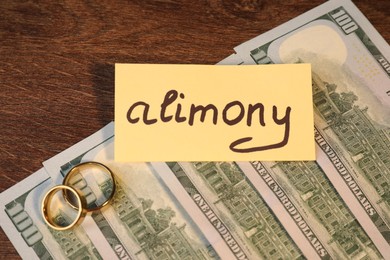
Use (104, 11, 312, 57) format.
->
(1, 0, 389, 259)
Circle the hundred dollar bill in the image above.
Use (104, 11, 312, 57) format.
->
(151, 161, 308, 259)
(240, 160, 382, 259)
(43, 123, 227, 259)
(216, 54, 243, 65)
(233, 0, 390, 255)
(0, 168, 110, 260)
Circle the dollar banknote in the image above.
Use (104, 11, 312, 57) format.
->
(233, 0, 390, 256)
(43, 123, 227, 260)
(216, 54, 243, 65)
(242, 161, 382, 259)
(153, 161, 306, 259)
(44, 124, 310, 259)
(0, 168, 108, 260)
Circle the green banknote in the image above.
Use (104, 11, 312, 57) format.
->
(247, 161, 381, 259)
(0, 169, 103, 260)
(234, 0, 390, 256)
(216, 54, 244, 65)
(155, 161, 305, 260)
(43, 123, 224, 260)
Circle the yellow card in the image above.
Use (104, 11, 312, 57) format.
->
(115, 64, 315, 161)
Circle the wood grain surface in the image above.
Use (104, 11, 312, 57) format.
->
(0, 0, 389, 258)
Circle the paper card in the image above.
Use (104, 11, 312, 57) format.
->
(115, 64, 315, 161)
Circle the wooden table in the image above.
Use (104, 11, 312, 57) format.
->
(0, 0, 388, 258)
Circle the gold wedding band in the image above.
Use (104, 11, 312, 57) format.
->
(62, 161, 116, 212)
(41, 185, 87, 231)
(41, 162, 116, 230)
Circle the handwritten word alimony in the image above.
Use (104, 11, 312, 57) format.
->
(126, 89, 291, 153)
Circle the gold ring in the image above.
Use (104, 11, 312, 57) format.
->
(62, 161, 116, 212)
(41, 185, 87, 231)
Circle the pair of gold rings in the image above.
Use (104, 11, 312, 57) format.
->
(41, 161, 116, 231)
